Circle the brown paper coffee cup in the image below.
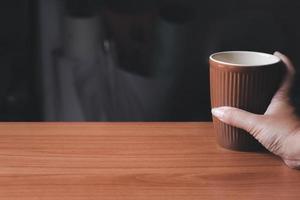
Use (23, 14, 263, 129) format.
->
(210, 51, 284, 151)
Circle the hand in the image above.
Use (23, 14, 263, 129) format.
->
(211, 52, 300, 169)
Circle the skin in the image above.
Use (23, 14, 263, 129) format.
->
(212, 52, 300, 169)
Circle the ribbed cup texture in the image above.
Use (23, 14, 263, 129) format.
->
(210, 61, 283, 151)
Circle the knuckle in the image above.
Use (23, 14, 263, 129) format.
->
(245, 114, 260, 133)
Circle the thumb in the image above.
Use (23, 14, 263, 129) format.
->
(211, 106, 262, 134)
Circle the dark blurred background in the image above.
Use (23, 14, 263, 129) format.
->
(0, 0, 299, 121)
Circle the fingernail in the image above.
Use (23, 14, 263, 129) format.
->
(274, 51, 282, 56)
(211, 108, 225, 120)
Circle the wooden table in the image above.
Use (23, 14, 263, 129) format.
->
(0, 123, 299, 200)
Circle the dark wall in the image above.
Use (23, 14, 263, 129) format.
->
(0, 0, 40, 121)
(0, 0, 299, 121)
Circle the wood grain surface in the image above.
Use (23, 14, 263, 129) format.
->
(0, 122, 299, 200)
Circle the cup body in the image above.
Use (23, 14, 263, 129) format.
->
(210, 51, 284, 151)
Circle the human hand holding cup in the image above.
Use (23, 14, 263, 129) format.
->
(210, 51, 284, 151)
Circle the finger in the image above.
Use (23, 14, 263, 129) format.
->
(266, 52, 296, 114)
(211, 106, 262, 133)
(272, 51, 295, 100)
